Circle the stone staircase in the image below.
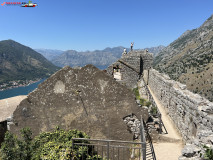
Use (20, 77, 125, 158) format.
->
(146, 142, 156, 160)
(144, 123, 157, 160)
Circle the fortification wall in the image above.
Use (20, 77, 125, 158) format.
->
(106, 61, 139, 88)
(122, 50, 153, 71)
(147, 69, 213, 150)
(106, 50, 153, 89)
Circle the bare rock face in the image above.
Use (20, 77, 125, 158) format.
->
(154, 15, 213, 102)
(10, 65, 147, 141)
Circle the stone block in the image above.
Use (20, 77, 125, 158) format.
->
(182, 144, 200, 157)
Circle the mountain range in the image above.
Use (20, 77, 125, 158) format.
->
(36, 46, 165, 70)
(154, 14, 213, 101)
(0, 40, 59, 84)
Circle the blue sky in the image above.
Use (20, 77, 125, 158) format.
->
(0, 0, 213, 51)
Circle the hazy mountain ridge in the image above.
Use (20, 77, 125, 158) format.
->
(51, 47, 123, 69)
(50, 46, 164, 69)
(34, 49, 64, 61)
(0, 40, 59, 84)
(154, 14, 213, 101)
(144, 45, 165, 57)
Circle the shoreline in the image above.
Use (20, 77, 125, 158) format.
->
(0, 78, 42, 91)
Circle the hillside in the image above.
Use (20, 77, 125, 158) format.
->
(0, 40, 59, 84)
(154, 15, 213, 101)
(52, 46, 164, 69)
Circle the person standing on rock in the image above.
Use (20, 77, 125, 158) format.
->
(131, 42, 134, 51)
(122, 48, 127, 56)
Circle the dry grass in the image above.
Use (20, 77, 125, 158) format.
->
(179, 63, 213, 101)
(166, 42, 198, 67)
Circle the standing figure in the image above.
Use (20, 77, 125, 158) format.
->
(131, 42, 134, 51)
(124, 48, 127, 53)
(122, 48, 127, 56)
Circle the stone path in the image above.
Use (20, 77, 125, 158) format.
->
(147, 87, 184, 160)
(0, 95, 27, 122)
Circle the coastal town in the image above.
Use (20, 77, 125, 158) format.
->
(0, 78, 42, 91)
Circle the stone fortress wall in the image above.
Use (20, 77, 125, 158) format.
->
(144, 69, 213, 159)
(109, 49, 213, 159)
(0, 49, 212, 158)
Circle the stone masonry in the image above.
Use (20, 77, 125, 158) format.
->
(106, 50, 153, 88)
(107, 50, 213, 159)
(146, 69, 213, 159)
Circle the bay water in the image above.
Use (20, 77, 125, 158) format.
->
(0, 79, 45, 100)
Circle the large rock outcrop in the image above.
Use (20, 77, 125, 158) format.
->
(10, 65, 147, 141)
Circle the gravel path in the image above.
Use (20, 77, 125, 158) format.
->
(148, 86, 184, 160)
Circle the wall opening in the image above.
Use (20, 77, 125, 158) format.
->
(182, 111, 186, 122)
(160, 90, 163, 100)
(190, 122, 197, 138)
(113, 65, 122, 80)
(139, 57, 143, 76)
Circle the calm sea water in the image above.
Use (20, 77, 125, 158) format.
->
(0, 79, 45, 100)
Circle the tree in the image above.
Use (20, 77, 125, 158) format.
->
(1, 127, 102, 160)
(0, 132, 19, 160)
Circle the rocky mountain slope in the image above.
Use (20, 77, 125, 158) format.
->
(34, 49, 64, 61)
(0, 40, 59, 84)
(51, 46, 164, 69)
(154, 14, 213, 101)
(144, 45, 165, 57)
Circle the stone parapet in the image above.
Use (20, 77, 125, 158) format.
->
(147, 69, 213, 159)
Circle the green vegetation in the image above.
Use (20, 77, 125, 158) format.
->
(0, 128, 32, 160)
(140, 98, 146, 105)
(203, 146, 213, 160)
(133, 87, 152, 107)
(150, 106, 158, 115)
(133, 87, 140, 100)
(144, 101, 152, 107)
(199, 145, 213, 160)
(0, 127, 102, 160)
